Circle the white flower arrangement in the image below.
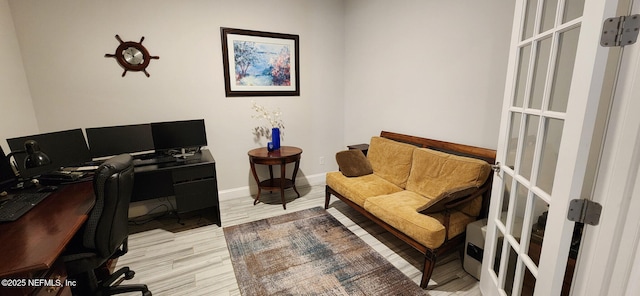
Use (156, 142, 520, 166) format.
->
(251, 101, 284, 140)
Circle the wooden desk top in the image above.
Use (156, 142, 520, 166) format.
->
(0, 181, 95, 278)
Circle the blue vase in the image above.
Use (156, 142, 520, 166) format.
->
(272, 127, 281, 150)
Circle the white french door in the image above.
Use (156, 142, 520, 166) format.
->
(480, 0, 620, 295)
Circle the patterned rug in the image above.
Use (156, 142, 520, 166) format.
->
(223, 207, 426, 295)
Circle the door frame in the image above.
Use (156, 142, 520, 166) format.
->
(570, 0, 640, 294)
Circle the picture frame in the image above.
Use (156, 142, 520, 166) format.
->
(221, 27, 300, 97)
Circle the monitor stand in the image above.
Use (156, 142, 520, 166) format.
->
(173, 148, 195, 159)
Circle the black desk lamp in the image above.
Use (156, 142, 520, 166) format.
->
(23, 140, 50, 168)
(7, 140, 51, 170)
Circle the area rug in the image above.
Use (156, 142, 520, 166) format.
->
(223, 207, 426, 295)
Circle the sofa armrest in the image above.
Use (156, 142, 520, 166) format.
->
(442, 183, 490, 210)
(419, 182, 490, 214)
(428, 183, 489, 241)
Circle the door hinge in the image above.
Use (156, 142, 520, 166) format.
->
(601, 14, 640, 47)
(567, 199, 602, 226)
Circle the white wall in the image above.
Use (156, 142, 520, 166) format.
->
(0, 0, 38, 153)
(8, 0, 346, 191)
(343, 0, 514, 149)
(5, 0, 514, 196)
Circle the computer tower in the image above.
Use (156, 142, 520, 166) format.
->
(464, 218, 487, 280)
(465, 215, 524, 282)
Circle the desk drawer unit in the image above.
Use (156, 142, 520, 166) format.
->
(132, 170, 174, 202)
(171, 164, 219, 213)
(174, 179, 218, 212)
(130, 150, 220, 225)
(172, 164, 215, 183)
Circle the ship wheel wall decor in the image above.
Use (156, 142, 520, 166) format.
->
(105, 35, 159, 77)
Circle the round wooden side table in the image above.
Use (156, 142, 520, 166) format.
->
(248, 146, 303, 209)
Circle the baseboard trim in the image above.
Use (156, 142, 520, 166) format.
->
(218, 173, 326, 201)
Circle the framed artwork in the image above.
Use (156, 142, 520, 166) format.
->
(221, 27, 300, 97)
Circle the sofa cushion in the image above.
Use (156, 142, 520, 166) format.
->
(364, 191, 447, 249)
(326, 171, 403, 207)
(406, 148, 491, 213)
(367, 137, 416, 188)
(364, 191, 478, 248)
(335, 149, 373, 177)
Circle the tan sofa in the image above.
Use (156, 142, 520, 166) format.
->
(325, 131, 495, 288)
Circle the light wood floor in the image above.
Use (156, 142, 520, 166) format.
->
(116, 184, 482, 295)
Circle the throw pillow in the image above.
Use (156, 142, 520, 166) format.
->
(335, 150, 373, 177)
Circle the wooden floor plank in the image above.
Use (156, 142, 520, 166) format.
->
(116, 184, 481, 295)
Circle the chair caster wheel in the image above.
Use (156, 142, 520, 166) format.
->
(124, 270, 135, 280)
(143, 291, 152, 296)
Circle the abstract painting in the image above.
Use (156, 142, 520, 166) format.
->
(221, 28, 300, 97)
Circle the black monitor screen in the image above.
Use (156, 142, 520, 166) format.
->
(7, 128, 92, 177)
(151, 119, 207, 152)
(86, 124, 154, 158)
(0, 146, 18, 190)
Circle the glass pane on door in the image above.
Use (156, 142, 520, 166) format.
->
(523, 0, 539, 40)
(514, 46, 532, 107)
(537, 118, 564, 194)
(521, 267, 536, 296)
(530, 37, 552, 109)
(505, 246, 519, 295)
(518, 115, 540, 180)
(500, 173, 515, 227)
(540, 0, 559, 32)
(509, 182, 528, 243)
(549, 27, 581, 112)
(506, 112, 522, 169)
(527, 194, 549, 266)
(493, 236, 520, 295)
(562, 0, 585, 23)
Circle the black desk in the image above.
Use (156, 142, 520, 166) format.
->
(131, 149, 220, 226)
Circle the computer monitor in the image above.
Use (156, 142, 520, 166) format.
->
(151, 119, 207, 157)
(86, 124, 155, 158)
(0, 146, 18, 191)
(7, 129, 92, 177)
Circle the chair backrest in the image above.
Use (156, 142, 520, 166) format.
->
(83, 154, 134, 259)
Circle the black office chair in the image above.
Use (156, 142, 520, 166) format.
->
(63, 154, 151, 296)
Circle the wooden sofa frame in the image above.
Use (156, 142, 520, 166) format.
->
(324, 131, 496, 289)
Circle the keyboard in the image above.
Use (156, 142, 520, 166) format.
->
(0, 192, 51, 222)
(132, 155, 176, 166)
